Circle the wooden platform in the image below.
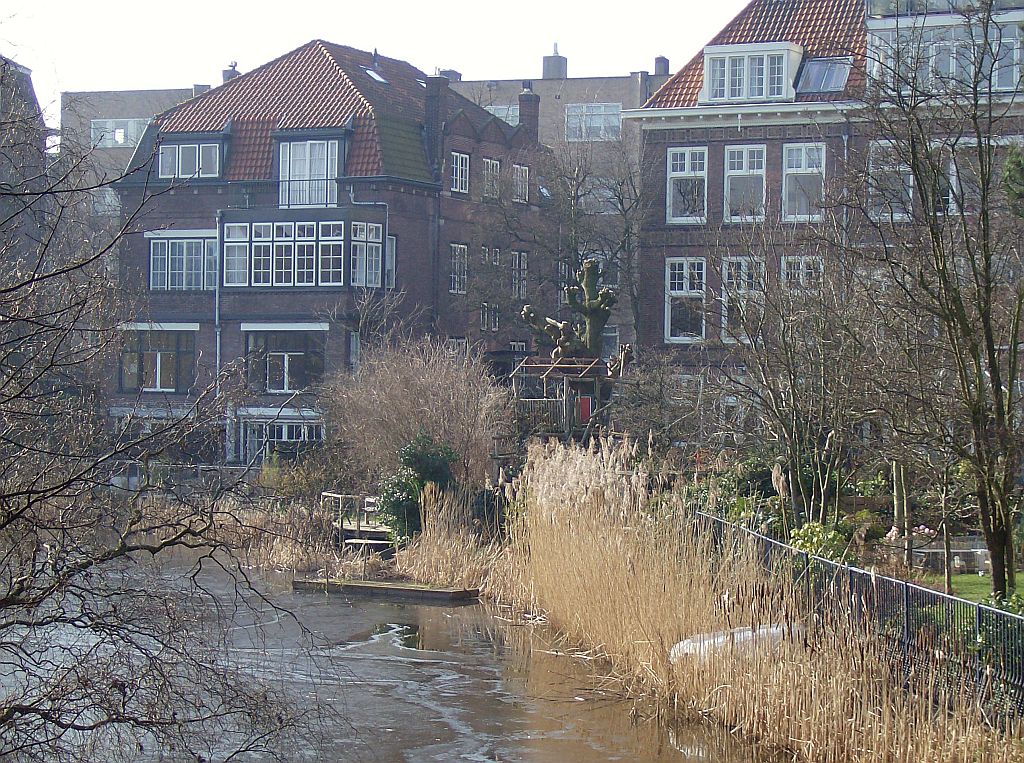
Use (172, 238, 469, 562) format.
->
(292, 578, 479, 604)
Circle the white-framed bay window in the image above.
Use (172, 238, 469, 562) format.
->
(724, 145, 766, 222)
(667, 147, 707, 223)
(703, 44, 795, 103)
(149, 236, 217, 291)
(223, 223, 249, 286)
(158, 142, 220, 179)
(319, 221, 345, 286)
(783, 143, 826, 221)
(279, 140, 339, 207)
(665, 257, 705, 343)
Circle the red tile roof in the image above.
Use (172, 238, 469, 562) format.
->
(155, 40, 502, 181)
(644, 0, 866, 109)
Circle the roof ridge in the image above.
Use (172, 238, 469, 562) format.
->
(314, 40, 376, 118)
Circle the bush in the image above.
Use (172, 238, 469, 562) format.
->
(377, 433, 458, 540)
(789, 521, 849, 562)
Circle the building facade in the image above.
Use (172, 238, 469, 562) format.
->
(451, 50, 674, 352)
(112, 40, 550, 463)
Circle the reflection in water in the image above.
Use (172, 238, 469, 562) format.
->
(213, 581, 771, 763)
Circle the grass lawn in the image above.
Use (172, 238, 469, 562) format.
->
(915, 572, 994, 602)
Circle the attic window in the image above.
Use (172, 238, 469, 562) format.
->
(362, 67, 389, 84)
(796, 58, 851, 94)
(416, 79, 426, 88)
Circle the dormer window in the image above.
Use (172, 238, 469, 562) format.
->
(158, 142, 220, 179)
(279, 140, 339, 207)
(702, 43, 802, 103)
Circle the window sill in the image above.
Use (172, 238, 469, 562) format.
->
(666, 216, 707, 225)
(664, 336, 704, 345)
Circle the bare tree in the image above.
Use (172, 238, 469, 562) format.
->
(842, 2, 1024, 595)
(0, 58, 313, 759)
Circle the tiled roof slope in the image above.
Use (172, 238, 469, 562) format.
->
(155, 40, 504, 181)
(645, 0, 866, 109)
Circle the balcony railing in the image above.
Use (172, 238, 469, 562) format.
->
(278, 179, 337, 208)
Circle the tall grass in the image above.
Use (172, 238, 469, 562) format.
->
(485, 439, 1024, 763)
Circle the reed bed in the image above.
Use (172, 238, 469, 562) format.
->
(491, 438, 1024, 763)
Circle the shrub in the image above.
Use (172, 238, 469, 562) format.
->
(789, 521, 849, 562)
(377, 433, 458, 540)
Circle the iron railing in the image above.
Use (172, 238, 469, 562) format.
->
(693, 510, 1024, 719)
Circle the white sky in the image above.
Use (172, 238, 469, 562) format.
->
(2, 0, 751, 127)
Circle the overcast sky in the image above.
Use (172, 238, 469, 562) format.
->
(2, 0, 751, 127)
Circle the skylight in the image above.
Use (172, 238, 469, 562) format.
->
(362, 67, 389, 84)
(796, 58, 852, 94)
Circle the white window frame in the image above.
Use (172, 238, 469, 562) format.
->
(511, 250, 528, 299)
(158, 142, 220, 179)
(279, 140, 339, 207)
(869, 142, 914, 222)
(724, 145, 767, 223)
(449, 243, 468, 294)
(665, 257, 706, 344)
(703, 46, 793, 103)
(150, 238, 216, 291)
(512, 164, 529, 203)
(350, 222, 383, 288)
(318, 221, 345, 286)
(781, 255, 823, 288)
(721, 256, 763, 343)
(483, 158, 500, 198)
(451, 151, 470, 194)
(667, 147, 708, 224)
(783, 143, 826, 222)
(480, 303, 499, 332)
(385, 235, 396, 289)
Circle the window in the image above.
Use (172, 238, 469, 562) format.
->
(150, 239, 217, 291)
(665, 258, 705, 343)
(558, 260, 572, 306)
(781, 255, 823, 288)
(279, 140, 339, 207)
(319, 221, 345, 286)
(120, 331, 195, 393)
(485, 104, 519, 125)
(385, 236, 396, 289)
(450, 243, 468, 294)
(451, 151, 470, 194)
(783, 143, 826, 221)
(513, 164, 529, 203)
(91, 118, 149, 148)
(480, 303, 499, 332)
(705, 51, 788, 101)
(724, 145, 766, 222)
(722, 257, 763, 340)
(246, 332, 325, 393)
(667, 147, 707, 223)
(223, 223, 249, 286)
(565, 103, 621, 142)
(601, 325, 619, 361)
(796, 58, 852, 93)
(483, 158, 501, 198)
(158, 142, 220, 178)
(869, 145, 914, 220)
(349, 222, 383, 287)
(242, 420, 324, 463)
(511, 250, 528, 299)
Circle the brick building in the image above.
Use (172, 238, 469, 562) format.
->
(450, 50, 674, 352)
(113, 40, 549, 463)
(626, 0, 1024, 368)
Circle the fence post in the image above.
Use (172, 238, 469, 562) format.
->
(902, 581, 911, 682)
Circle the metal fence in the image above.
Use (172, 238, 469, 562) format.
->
(693, 511, 1024, 719)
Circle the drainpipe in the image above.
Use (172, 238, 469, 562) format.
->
(841, 117, 851, 251)
(215, 208, 227, 461)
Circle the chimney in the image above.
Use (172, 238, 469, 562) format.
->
(542, 43, 568, 80)
(425, 76, 450, 180)
(192, 84, 211, 97)
(222, 62, 239, 83)
(655, 56, 670, 76)
(438, 69, 462, 82)
(518, 82, 540, 144)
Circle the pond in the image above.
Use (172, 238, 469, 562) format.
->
(216, 580, 764, 762)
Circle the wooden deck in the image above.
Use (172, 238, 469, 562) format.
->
(292, 578, 479, 604)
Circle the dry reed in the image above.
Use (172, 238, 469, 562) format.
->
(492, 438, 1024, 763)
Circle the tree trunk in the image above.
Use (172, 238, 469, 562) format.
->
(942, 518, 953, 596)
